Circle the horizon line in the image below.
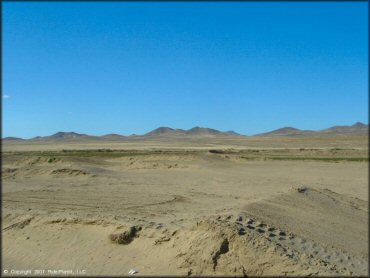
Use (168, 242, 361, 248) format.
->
(2, 121, 368, 140)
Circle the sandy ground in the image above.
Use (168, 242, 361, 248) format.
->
(1, 139, 368, 276)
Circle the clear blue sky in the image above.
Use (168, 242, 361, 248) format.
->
(3, 2, 368, 138)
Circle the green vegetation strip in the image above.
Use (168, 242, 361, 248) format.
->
(265, 156, 368, 162)
(7, 149, 201, 158)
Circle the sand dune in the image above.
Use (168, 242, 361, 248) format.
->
(2, 142, 368, 276)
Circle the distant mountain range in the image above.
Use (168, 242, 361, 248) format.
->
(145, 126, 240, 137)
(2, 122, 368, 142)
(255, 122, 368, 137)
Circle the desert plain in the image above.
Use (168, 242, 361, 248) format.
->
(2, 130, 369, 276)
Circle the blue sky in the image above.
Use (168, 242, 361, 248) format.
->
(3, 2, 368, 138)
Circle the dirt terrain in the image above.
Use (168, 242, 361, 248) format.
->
(2, 138, 368, 276)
